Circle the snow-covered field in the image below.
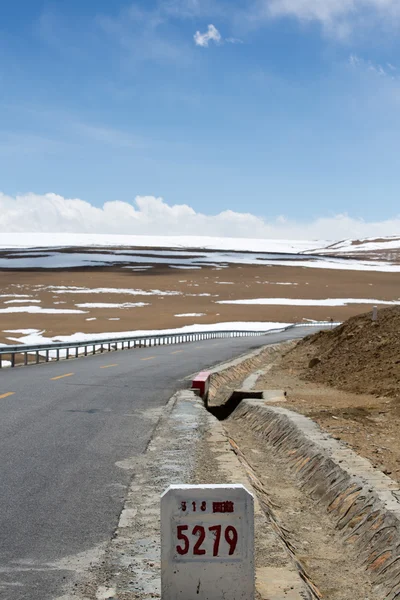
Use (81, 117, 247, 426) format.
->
(308, 236, 400, 255)
(0, 232, 323, 253)
(1, 233, 400, 272)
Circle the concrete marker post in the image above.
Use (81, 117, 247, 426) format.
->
(372, 305, 378, 321)
(161, 484, 254, 600)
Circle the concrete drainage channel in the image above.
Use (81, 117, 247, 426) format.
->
(202, 346, 400, 599)
(225, 403, 400, 599)
(74, 342, 399, 600)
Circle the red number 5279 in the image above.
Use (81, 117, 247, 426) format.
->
(176, 524, 238, 557)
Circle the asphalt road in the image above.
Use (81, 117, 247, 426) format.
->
(0, 326, 322, 599)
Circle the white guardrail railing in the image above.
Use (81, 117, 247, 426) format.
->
(0, 322, 341, 369)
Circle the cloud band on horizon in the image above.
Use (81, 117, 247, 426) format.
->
(0, 192, 399, 241)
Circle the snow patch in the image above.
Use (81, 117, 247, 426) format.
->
(4, 299, 41, 304)
(0, 294, 31, 298)
(75, 302, 149, 309)
(170, 265, 202, 270)
(4, 328, 42, 334)
(217, 298, 400, 307)
(42, 286, 181, 297)
(175, 313, 206, 317)
(0, 306, 87, 314)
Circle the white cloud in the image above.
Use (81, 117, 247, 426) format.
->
(256, 0, 400, 37)
(194, 24, 222, 47)
(0, 191, 400, 240)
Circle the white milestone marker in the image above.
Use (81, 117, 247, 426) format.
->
(161, 484, 254, 600)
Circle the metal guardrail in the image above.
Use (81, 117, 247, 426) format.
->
(0, 321, 341, 369)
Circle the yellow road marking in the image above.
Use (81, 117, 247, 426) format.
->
(51, 373, 74, 381)
(171, 350, 184, 354)
(0, 392, 15, 399)
(141, 356, 156, 361)
(100, 364, 118, 369)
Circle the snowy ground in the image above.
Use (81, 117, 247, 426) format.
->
(0, 232, 323, 253)
(217, 298, 400, 307)
(1, 233, 400, 272)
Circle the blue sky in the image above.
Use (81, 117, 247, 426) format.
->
(1, 0, 400, 236)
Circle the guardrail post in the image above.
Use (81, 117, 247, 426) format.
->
(24, 352, 28, 366)
(11, 353, 15, 368)
(56, 348, 60, 361)
(84, 346, 88, 356)
(46, 350, 49, 362)
(66, 348, 69, 359)
(75, 347, 79, 358)
(36, 351, 39, 364)
(93, 344, 95, 355)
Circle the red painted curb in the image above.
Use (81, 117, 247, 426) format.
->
(191, 371, 211, 398)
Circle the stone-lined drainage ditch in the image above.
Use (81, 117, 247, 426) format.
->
(206, 392, 399, 599)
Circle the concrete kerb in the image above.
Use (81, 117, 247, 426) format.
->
(230, 401, 400, 599)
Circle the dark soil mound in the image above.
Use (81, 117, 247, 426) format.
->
(282, 306, 400, 398)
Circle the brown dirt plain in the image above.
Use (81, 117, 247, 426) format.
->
(0, 256, 399, 345)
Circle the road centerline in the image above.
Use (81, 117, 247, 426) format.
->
(100, 364, 118, 369)
(0, 392, 15, 399)
(171, 350, 184, 355)
(51, 373, 74, 381)
(141, 357, 156, 361)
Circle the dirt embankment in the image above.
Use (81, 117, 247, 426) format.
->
(256, 307, 400, 482)
(282, 306, 400, 399)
